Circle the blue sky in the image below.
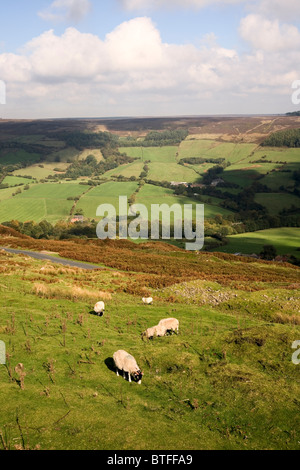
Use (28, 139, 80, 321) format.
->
(0, 1, 246, 51)
(0, 0, 300, 118)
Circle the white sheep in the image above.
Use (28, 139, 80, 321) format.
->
(94, 301, 105, 316)
(158, 318, 179, 334)
(113, 350, 143, 384)
(143, 324, 167, 339)
(142, 297, 153, 305)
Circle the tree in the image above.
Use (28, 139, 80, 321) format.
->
(260, 244, 277, 260)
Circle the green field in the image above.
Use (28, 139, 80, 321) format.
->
(136, 184, 234, 219)
(178, 141, 257, 164)
(0, 183, 89, 224)
(102, 161, 145, 179)
(13, 163, 70, 180)
(119, 146, 178, 163)
(147, 163, 199, 183)
(255, 193, 300, 216)
(218, 228, 300, 257)
(76, 182, 139, 219)
(260, 170, 296, 191)
(249, 147, 300, 164)
(0, 244, 299, 450)
(2, 176, 35, 187)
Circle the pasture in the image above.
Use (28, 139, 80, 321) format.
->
(76, 182, 139, 219)
(119, 146, 178, 163)
(0, 183, 88, 224)
(218, 227, 300, 258)
(0, 247, 299, 450)
(136, 184, 234, 219)
(2, 176, 35, 187)
(254, 193, 300, 216)
(13, 163, 70, 180)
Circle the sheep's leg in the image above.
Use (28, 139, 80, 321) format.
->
(116, 368, 119, 377)
(123, 371, 126, 380)
(128, 373, 131, 383)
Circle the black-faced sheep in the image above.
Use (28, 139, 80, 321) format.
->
(142, 324, 167, 339)
(158, 318, 179, 334)
(113, 350, 143, 384)
(94, 301, 105, 316)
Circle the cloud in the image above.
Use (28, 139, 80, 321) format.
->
(38, 0, 92, 23)
(119, 0, 247, 10)
(0, 16, 299, 117)
(254, 0, 300, 22)
(239, 14, 300, 52)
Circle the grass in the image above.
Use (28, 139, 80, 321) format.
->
(77, 149, 103, 163)
(102, 161, 145, 179)
(147, 163, 199, 183)
(136, 184, 234, 219)
(254, 193, 300, 216)
(2, 176, 36, 187)
(16, 183, 88, 200)
(0, 199, 47, 223)
(0, 183, 88, 224)
(76, 182, 139, 219)
(119, 146, 178, 163)
(13, 163, 70, 180)
(218, 227, 300, 258)
(0, 246, 299, 450)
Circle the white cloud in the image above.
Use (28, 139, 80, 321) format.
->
(254, 0, 300, 22)
(239, 14, 300, 52)
(119, 0, 247, 10)
(38, 0, 91, 23)
(0, 16, 299, 117)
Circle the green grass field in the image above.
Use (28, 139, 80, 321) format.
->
(249, 147, 300, 164)
(13, 163, 70, 180)
(119, 146, 178, 163)
(147, 163, 199, 183)
(218, 227, 300, 257)
(255, 193, 300, 216)
(0, 183, 88, 224)
(136, 184, 234, 219)
(102, 161, 145, 179)
(0, 247, 299, 450)
(2, 176, 35, 187)
(178, 141, 257, 164)
(76, 182, 139, 219)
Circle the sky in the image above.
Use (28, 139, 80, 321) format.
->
(0, 0, 300, 118)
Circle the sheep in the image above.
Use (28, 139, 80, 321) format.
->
(113, 350, 143, 384)
(142, 323, 167, 339)
(158, 318, 179, 335)
(94, 301, 105, 316)
(142, 297, 153, 305)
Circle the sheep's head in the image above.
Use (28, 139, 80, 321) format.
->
(133, 370, 143, 384)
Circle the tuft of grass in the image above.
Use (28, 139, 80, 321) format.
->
(33, 282, 112, 302)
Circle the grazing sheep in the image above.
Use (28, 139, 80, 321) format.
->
(113, 350, 143, 384)
(143, 324, 167, 339)
(142, 297, 153, 305)
(158, 318, 179, 334)
(94, 301, 105, 316)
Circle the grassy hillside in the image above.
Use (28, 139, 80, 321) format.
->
(217, 228, 300, 258)
(0, 229, 299, 450)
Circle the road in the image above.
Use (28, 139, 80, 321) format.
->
(0, 246, 103, 270)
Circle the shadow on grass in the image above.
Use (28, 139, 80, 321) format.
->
(104, 357, 115, 373)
